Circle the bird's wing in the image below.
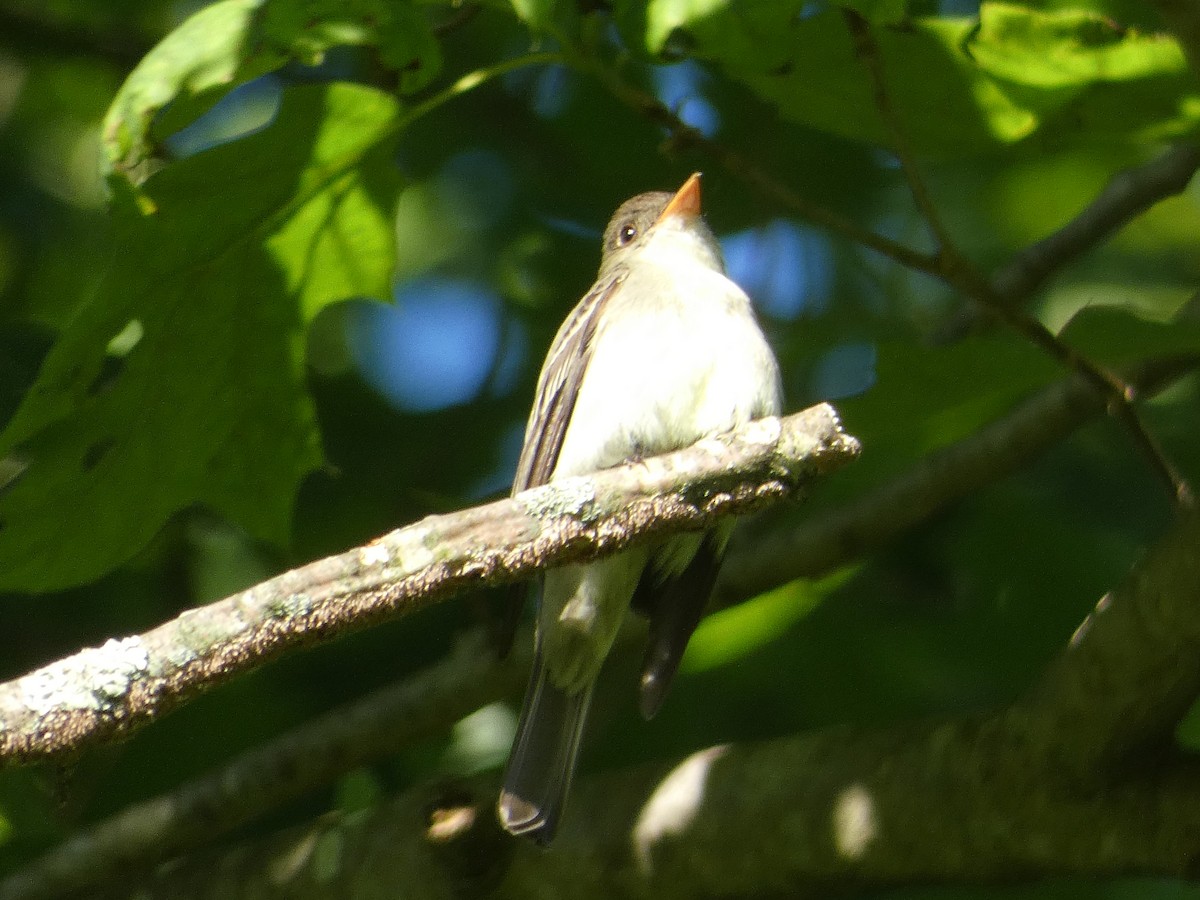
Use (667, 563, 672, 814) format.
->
(493, 269, 628, 656)
(511, 269, 627, 493)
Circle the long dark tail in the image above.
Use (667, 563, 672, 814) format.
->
(498, 647, 593, 845)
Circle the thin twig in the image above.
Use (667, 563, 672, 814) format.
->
(989, 143, 1200, 306)
(842, 9, 955, 254)
(842, 13, 1194, 509)
(575, 54, 944, 278)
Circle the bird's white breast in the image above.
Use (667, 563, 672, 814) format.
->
(551, 223, 782, 481)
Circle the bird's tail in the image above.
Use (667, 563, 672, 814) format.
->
(498, 646, 593, 845)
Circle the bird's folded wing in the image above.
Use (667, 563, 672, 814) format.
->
(493, 270, 628, 655)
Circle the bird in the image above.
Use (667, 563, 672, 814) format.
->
(497, 172, 782, 844)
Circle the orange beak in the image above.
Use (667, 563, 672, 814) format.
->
(656, 172, 702, 224)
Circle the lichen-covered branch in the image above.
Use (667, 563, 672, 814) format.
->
(0, 405, 859, 766)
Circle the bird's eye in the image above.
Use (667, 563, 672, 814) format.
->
(617, 223, 637, 245)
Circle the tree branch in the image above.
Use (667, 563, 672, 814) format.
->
(8, 355, 1197, 899)
(8, 351, 1199, 898)
(843, 9, 955, 254)
(720, 355, 1199, 600)
(0, 630, 533, 900)
(842, 13, 1193, 509)
(0, 405, 859, 766)
(988, 143, 1200, 307)
(77, 512, 1200, 898)
(1014, 514, 1200, 781)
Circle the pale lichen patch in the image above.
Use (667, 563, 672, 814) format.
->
(740, 415, 782, 447)
(517, 477, 599, 523)
(19, 637, 150, 715)
(359, 542, 391, 567)
(266, 592, 314, 620)
(390, 526, 438, 574)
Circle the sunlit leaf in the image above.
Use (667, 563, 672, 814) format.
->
(682, 568, 857, 672)
(102, 0, 439, 183)
(0, 83, 402, 591)
(624, 0, 1198, 153)
(102, 0, 281, 182)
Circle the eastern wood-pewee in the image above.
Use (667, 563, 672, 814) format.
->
(498, 173, 782, 844)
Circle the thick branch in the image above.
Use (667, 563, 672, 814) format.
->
(1014, 510, 1200, 780)
(0, 405, 859, 765)
(86, 510, 1200, 899)
(7, 351, 1190, 897)
(115, 753, 1200, 897)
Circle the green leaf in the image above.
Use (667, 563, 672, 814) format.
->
(638, 0, 811, 66)
(102, 0, 439, 183)
(964, 3, 1197, 146)
(627, 0, 1198, 154)
(637, 0, 907, 62)
(969, 3, 1187, 87)
(0, 83, 402, 591)
(259, 0, 441, 90)
(101, 0, 282, 182)
(1058, 304, 1200, 368)
(682, 568, 856, 673)
(507, 0, 561, 30)
(838, 335, 1060, 485)
(747, 11, 1027, 151)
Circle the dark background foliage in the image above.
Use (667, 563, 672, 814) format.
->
(0, 0, 1198, 896)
